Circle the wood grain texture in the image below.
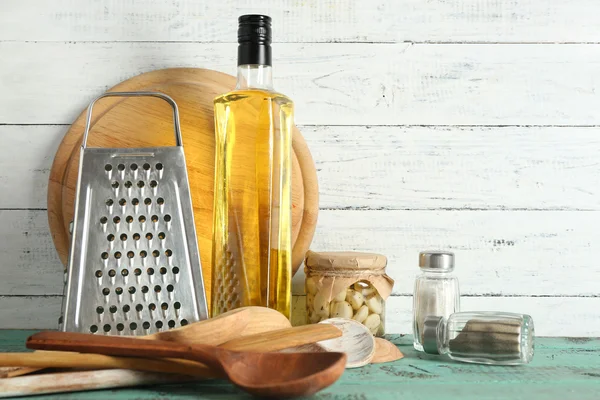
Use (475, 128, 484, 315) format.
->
(3, 325, 342, 381)
(306, 125, 600, 211)
(1, 0, 598, 337)
(46, 69, 318, 294)
(0, 351, 213, 379)
(4, 125, 600, 211)
(2, 209, 597, 297)
(0, 369, 194, 399)
(0, 126, 65, 209)
(2, 42, 600, 125)
(26, 331, 347, 398)
(4, 295, 600, 336)
(371, 338, 404, 364)
(1, 0, 598, 43)
(2, 333, 599, 400)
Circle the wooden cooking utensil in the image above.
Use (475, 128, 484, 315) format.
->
(0, 367, 38, 379)
(280, 318, 377, 369)
(219, 323, 342, 352)
(0, 370, 194, 399)
(141, 306, 292, 345)
(371, 338, 404, 364)
(318, 318, 376, 368)
(48, 68, 319, 305)
(0, 324, 342, 375)
(4, 306, 293, 378)
(0, 351, 212, 378)
(27, 331, 346, 398)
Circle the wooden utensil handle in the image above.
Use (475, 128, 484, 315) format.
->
(221, 323, 342, 352)
(0, 351, 215, 378)
(11, 323, 342, 379)
(0, 370, 194, 399)
(27, 332, 223, 372)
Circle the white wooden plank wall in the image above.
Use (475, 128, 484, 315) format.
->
(0, 0, 598, 336)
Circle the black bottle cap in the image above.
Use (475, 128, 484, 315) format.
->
(237, 14, 272, 66)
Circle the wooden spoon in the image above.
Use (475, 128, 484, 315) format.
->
(142, 306, 292, 345)
(0, 324, 342, 375)
(27, 331, 347, 398)
(5, 306, 292, 378)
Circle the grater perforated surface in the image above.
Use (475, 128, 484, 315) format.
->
(60, 92, 208, 335)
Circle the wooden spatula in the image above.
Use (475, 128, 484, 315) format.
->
(27, 331, 347, 398)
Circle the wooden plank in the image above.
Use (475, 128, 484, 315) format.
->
(304, 125, 600, 211)
(2, 209, 600, 297)
(0, 125, 65, 209)
(2, 42, 600, 125)
(0, 297, 61, 330)
(298, 209, 600, 297)
(1, 0, 599, 43)
(3, 294, 599, 336)
(292, 296, 600, 337)
(6, 125, 599, 211)
(0, 211, 62, 296)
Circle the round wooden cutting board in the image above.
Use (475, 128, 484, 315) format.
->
(48, 68, 318, 306)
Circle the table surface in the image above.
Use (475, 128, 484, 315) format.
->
(1, 331, 599, 399)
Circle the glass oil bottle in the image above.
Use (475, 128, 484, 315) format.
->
(211, 15, 293, 319)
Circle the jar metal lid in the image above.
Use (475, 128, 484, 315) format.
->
(305, 251, 387, 271)
(422, 315, 444, 355)
(419, 251, 454, 271)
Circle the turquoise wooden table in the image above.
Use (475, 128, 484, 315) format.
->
(1, 331, 599, 399)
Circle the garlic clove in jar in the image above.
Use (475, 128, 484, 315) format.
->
(346, 289, 365, 310)
(315, 304, 330, 318)
(333, 289, 346, 303)
(354, 281, 375, 296)
(306, 276, 318, 295)
(331, 301, 353, 319)
(365, 293, 383, 314)
(352, 304, 369, 323)
(364, 313, 381, 334)
(309, 311, 321, 324)
(313, 291, 330, 318)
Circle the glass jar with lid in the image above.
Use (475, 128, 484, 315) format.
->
(423, 311, 535, 365)
(304, 251, 394, 336)
(413, 251, 460, 351)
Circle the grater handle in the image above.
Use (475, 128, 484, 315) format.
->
(82, 91, 183, 149)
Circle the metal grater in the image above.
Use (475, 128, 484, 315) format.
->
(59, 91, 208, 335)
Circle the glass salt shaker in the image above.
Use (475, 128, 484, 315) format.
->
(423, 311, 535, 365)
(413, 251, 460, 351)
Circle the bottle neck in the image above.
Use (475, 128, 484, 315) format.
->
(236, 64, 273, 90)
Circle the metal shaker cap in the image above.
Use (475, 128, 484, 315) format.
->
(419, 251, 454, 271)
(422, 315, 444, 355)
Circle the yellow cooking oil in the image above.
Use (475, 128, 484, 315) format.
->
(211, 89, 293, 319)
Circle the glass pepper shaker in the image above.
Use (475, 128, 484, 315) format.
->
(413, 251, 460, 351)
(423, 311, 535, 365)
